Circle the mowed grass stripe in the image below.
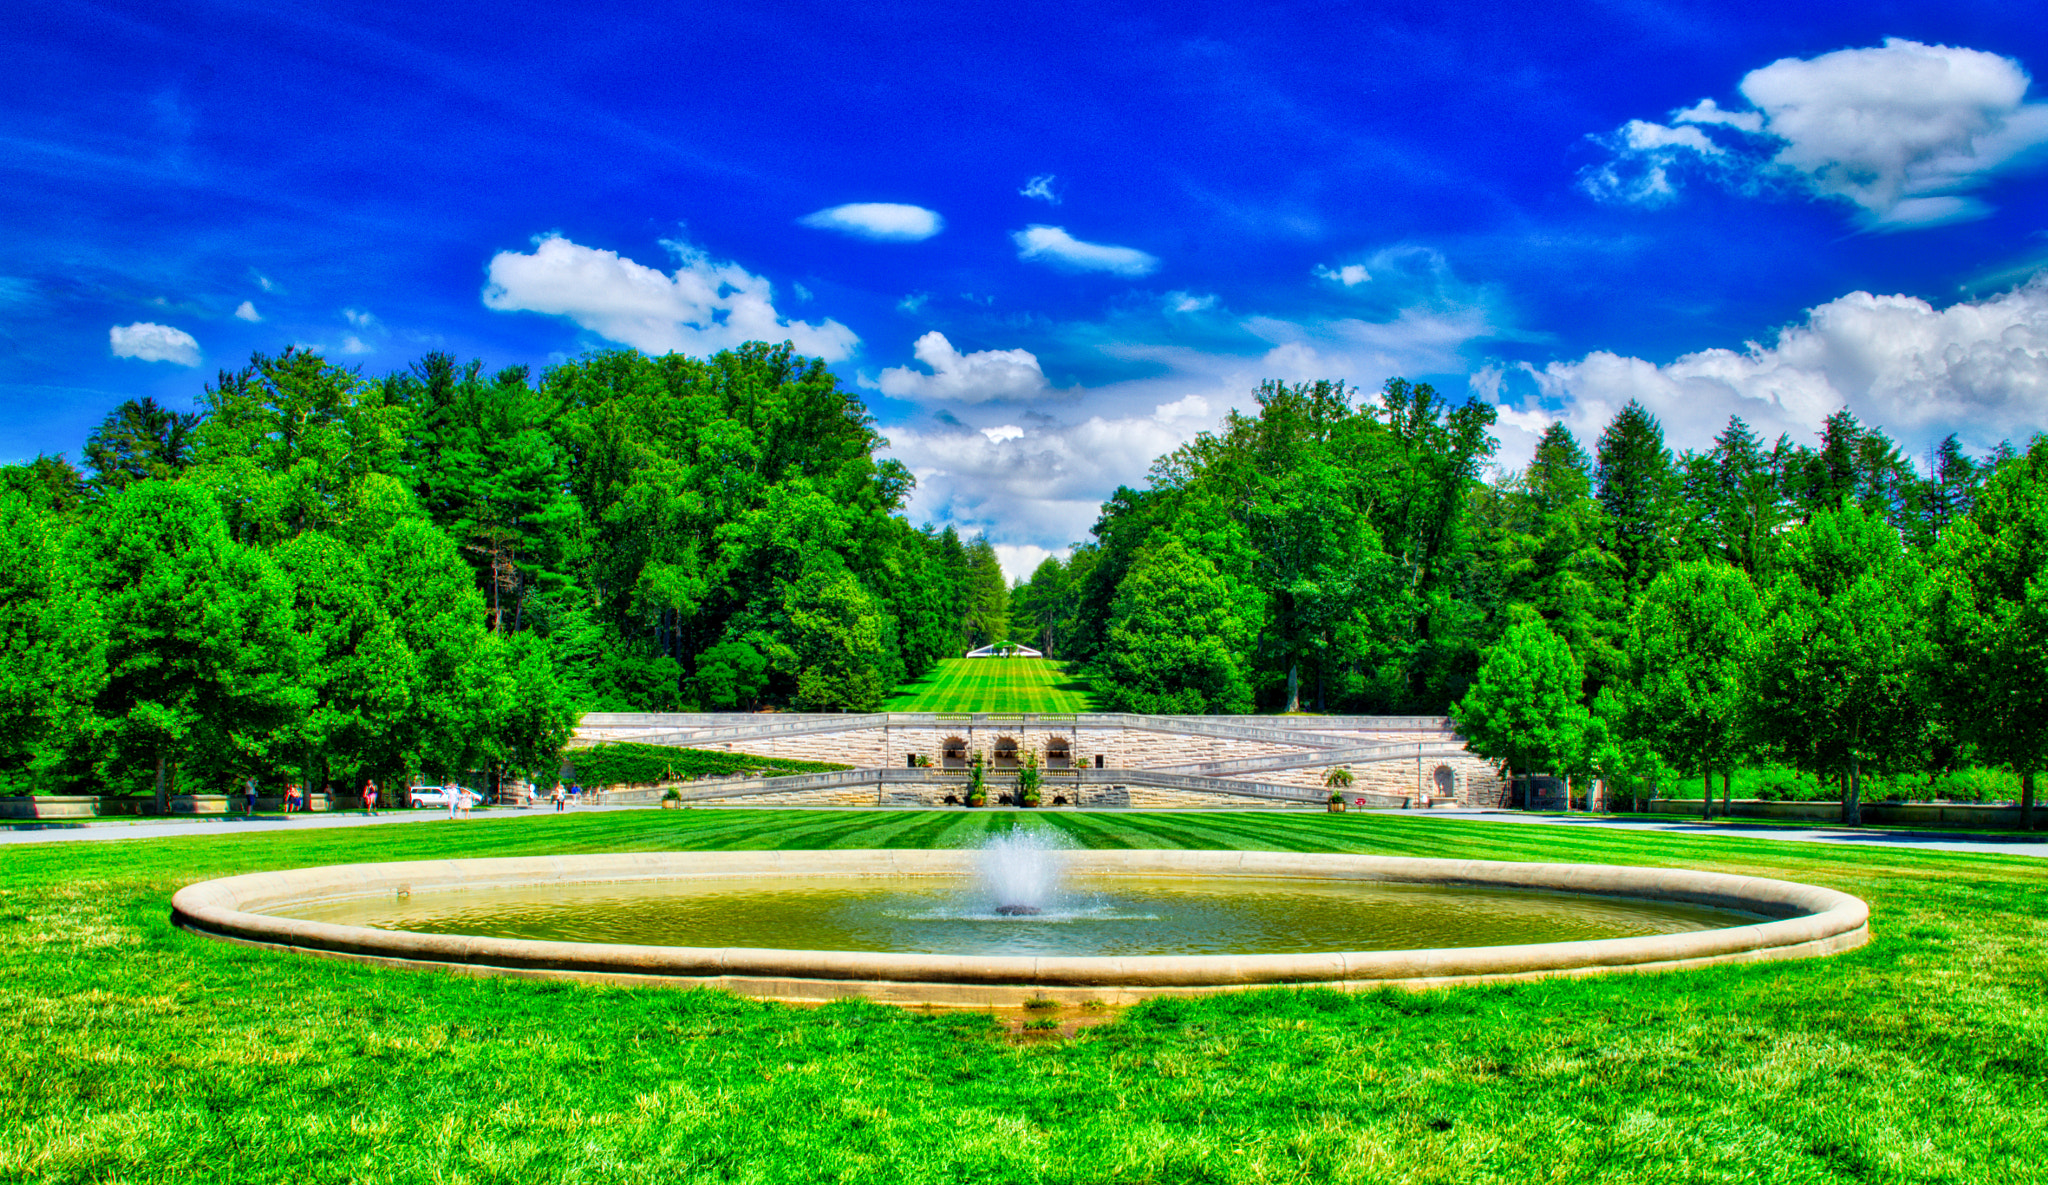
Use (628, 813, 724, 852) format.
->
(883, 657, 1097, 713)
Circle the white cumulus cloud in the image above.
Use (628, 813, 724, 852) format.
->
(1152, 394, 1211, 422)
(1498, 277, 2048, 467)
(482, 234, 859, 362)
(798, 203, 944, 241)
(888, 411, 1210, 551)
(1011, 225, 1159, 276)
(109, 322, 200, 366)
(980, 424, 1025, 443)
(877, 331, 1051, 404)
(992, 543, 1070, 583)
(233, 300, 261, 322)
(1585, 39, 2048, 227)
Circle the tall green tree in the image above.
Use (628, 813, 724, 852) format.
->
(0, 494, 98, 787)
(75, 482, 306, 810)
(1753, 505, 1929, 824)
(1473, 422, 1618, 692)
(1594, 400, 1677, 608)
(1621, 561, 1759, 819)
(785, 569, 888, 711)
(1453, 619, 1588, 792)
(82, 397, 204, 493)
(1679, 417, 1793, 578)
(192, 348, 411, 545)
(1100, 538, 1253, 714)
(959, 536, 1010, 648)
(1926, 437, 2048, 830)
(0, 455, 89, 515)
(1010, 554, 1073, 655)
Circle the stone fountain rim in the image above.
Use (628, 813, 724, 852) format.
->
(169, 849, 1869, 1006)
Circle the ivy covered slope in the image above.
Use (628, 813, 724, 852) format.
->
(565, 742, 848, 785)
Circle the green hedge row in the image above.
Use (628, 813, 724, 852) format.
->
(562, 742, 849, 786)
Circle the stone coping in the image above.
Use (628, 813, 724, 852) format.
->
(170, 850, 1869, 1008)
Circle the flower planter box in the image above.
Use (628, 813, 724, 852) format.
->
(1327, 802, 1346, 813)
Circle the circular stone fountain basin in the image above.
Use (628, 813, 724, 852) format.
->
(170, 850, 1869, 1008)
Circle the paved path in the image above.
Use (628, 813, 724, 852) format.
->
(1423, 808, 2048, 859)
(0, 805, 638, 845)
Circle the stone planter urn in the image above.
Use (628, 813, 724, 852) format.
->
(1327, 799, 1346, 813)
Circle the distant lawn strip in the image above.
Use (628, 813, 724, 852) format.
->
(564, 742, 849, 785)
(884, 657, 1098, 713)
(5, 810, 2047, 1183)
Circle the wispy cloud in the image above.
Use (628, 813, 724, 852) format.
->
(798, 202, 945, 241)
(1019, 174, 1059, 204)
(1314, 263, 1371, 287)
(1011, 225, 1159, 276)
(233, 300, 261, 322)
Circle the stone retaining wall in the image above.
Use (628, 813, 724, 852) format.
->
(571, 713, 1507, 808)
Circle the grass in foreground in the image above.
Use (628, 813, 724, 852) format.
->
(882, 656, 1097, 713)
(3, 810, 2046, 1184)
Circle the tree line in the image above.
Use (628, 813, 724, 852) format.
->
(0, 344, 1015, 801)
(1001, 378, 2044, 826)
(6, 341, 2040, 824)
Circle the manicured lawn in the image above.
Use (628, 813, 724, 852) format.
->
(883, 657, 1097, 713)
(4, 809, 2046, 1183)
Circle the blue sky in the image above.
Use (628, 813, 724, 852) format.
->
(8, 1, 2048, 575)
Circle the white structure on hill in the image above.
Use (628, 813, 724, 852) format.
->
(964, 642, 1042, 658)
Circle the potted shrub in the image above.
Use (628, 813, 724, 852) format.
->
(966, 751, 988, 807)
(662, 787, 683, 809)
(1327, 791, 1346, 813)
(1017, 751, 1042, 808)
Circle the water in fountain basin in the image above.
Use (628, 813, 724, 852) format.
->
(976, 829, 1065, 916)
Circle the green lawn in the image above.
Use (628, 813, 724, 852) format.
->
(882, 657, 1097, 713)
(5, 811, 2047, 1183)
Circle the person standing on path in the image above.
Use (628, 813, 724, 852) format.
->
(362, 779, 378, 816)
(244, 777, 258, 815)
(551, 784, 564, 812)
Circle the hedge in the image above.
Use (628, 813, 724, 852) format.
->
(562, 742, 850, 786)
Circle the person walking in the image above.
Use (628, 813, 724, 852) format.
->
(551, 784, 564, 813)
(458, 786, 472, 820)
(244, 776, 258, 815)
(284, 782, 299, 814)
(362, 779, 378, 816)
